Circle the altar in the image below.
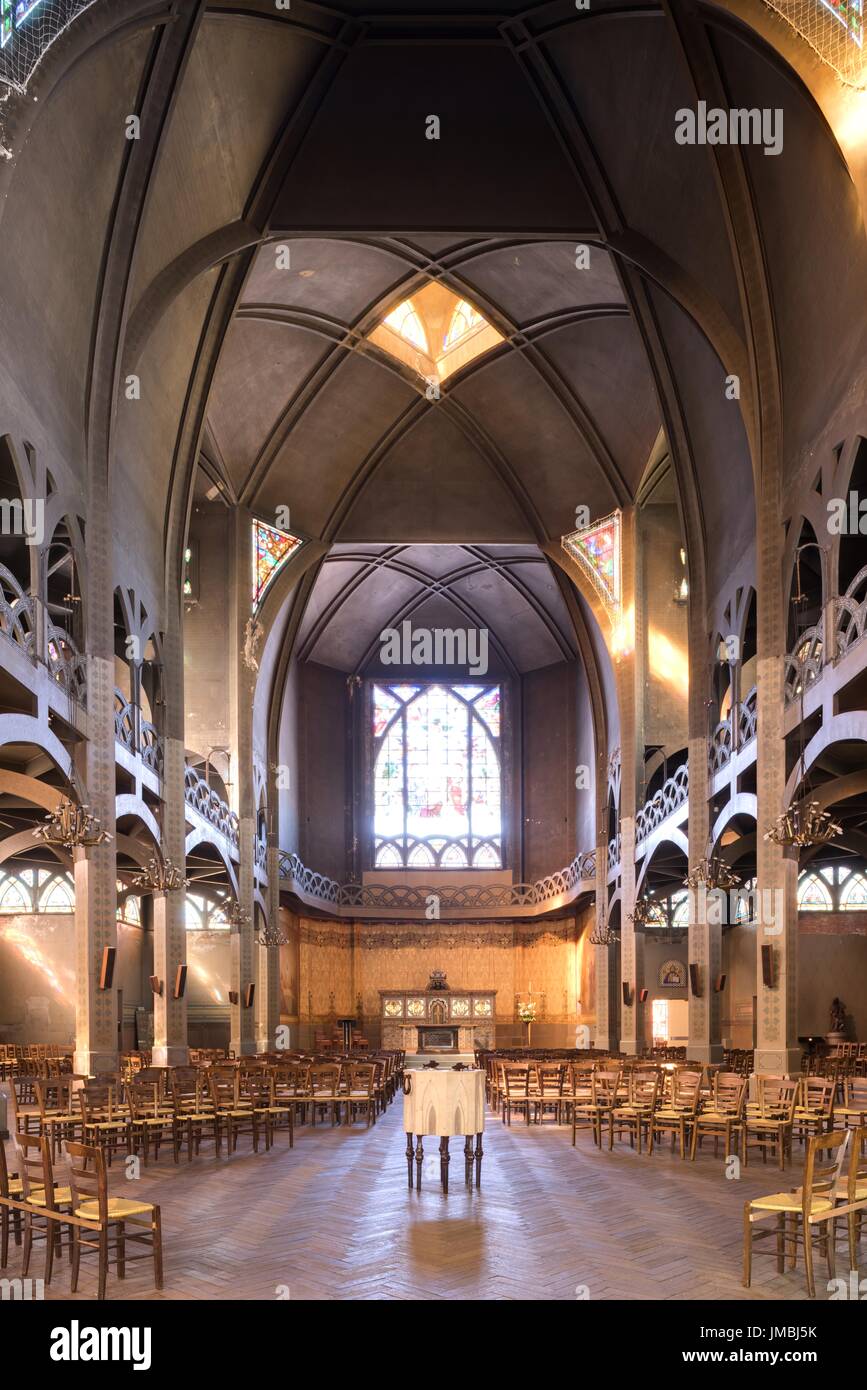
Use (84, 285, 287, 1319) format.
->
(379, 987, 496, 1052)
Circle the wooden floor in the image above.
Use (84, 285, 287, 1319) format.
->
(4, 1101, 851, 1301)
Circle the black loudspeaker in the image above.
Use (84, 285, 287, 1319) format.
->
(99, 946, 116, 991)
(639, 988, 649, 1003)
(622, 982, 632, 1007)
(689, 964, 702, 997)
(244, 983, 255, 1009)
(149, 975, 163, 997)
(761, 945, 774, 988)
(228, 991, 239, 1006)
(714, 974, 727, 993)
(174, 964, 187, 1000)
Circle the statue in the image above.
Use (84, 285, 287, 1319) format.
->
(830, 998, 846, 1035)
(427, 969, 448, 991)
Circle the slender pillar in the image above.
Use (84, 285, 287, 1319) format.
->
(593, 821, 615, 1050)
(229, 507, 257, 1057)
(616, 509, 644, 1055)
(255, 844, 282, 1051)
(687, 609, 722, 1063)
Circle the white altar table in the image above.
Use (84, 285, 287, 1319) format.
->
(402, 1067, 485, 1191)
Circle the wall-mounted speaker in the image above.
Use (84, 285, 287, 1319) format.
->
(714, 974, 727, 993)
(99, 946, 116, 991)
(639, 988, 649, 1003)
(689, 964, 702, 997)
(228, 991, 239, 1006)
(174, 964, 187, 1000)
(622, 982, 632, 1007)
(761, 945, 774, 988)
(149, 975, 163, 997)
(244, 983, 255, 1009)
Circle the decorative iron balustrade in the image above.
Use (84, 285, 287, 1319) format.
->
(113, 688, 164, 776)
(0, 565, 87, 705)
(184, 764, 239, 847)
(607, 833, 621, 872)
(836, 565, 867, 660)
(277, 849, 596, 913)
(708, 720, 732, 773)
(738, 685, 758, 744)
(635, 763, 689, 843)
(255, 835, 268, 871)
(784, 625, 823, 703)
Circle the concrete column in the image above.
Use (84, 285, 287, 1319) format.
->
(593, 827, 615, 1050)
(229, 507, 257, 1056)
(150, 731, 188, 1065)
(74, 503, 118, 1075)
(255, 842, 282, 1052)
(687, 618, 722, 1063)
(615, 509, 644, 1055)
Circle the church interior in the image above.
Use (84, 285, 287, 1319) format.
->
(1, 0, 867, 1320)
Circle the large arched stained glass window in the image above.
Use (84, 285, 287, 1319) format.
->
(372, 683, 501, 869)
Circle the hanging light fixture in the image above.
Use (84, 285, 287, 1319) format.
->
(132, 854, 188, 893)
(590, 919, 617, 946)
(763, 546, 841, 851)
(33, 801, 111, 850)
(256, 918, 288, 948)
(224, 898, 251, 931)
(628, 894, 658, 926)
(684, 846, 741, 892)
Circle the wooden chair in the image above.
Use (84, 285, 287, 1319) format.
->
(608, 1069, 660, 1153)
(171, 1072, 219, 1160)
(689, 1072, 746, 1161)
(836, 1076, 867, 1130)
(794, 1077, 835, 1145)
(648, 1070, 702, 1158)
(64, 1140, 163, 1300)
(343, 1064, 377, 1127)
(742, 1077, 798, 1169)
(533, 1063, 566, 1125)
(35, 1078, 84, 1161)
(208, 1071, 264, 1155)
(499, 1063, 533, 1126)
(834, 1125, 867, 1271)
(246, 1074, 290, 1147)
(126, 1082, 180, 1164)
(273, 1063, 312, 1127)
(743, 1128, 851, 1297)
(308, 1064, 342, 1127)
(78, 1083, 131, 1163)
(0, 1136, 24, 1266)
(571, 1069, 621, 1147)
(15, 1132, 72, 1284)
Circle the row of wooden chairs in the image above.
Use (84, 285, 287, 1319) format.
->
(1, 1134, 162, 1300)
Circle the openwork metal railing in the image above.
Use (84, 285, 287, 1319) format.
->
(708, 719, 732, 773)
(277, 849, 596, 913)
(836, 565, 867, 659)
(114, 688, 163, 776)
(0, 562, 86, 705)
(635, 763, 689, 843)
(708, 685, 759, 774)
(184, 764, 239, 847)
(738, 685, 758, 744)
(784, 625, 823, 703)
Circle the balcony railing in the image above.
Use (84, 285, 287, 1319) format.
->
(114, 688, 163, 776)
(635, 763, 689, 843)
(836, 565, 867, 661)
(784, 626, 823, 704)
(184, 763, 239, 847)
(278, 849, 596, 914)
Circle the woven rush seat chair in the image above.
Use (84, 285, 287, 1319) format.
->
(126, 1081, 180, 1165)
(793, 1076, 836, 1145)
(571, 1068, 621, 1147)
(64, 1140, 163, 1300)
(835, 1077, 867, 1130)
(247, 1074, 291, 1145)
(742, 1077, 798, 1169)
(499, 1062, 533, 1126)
(78, 1084, 132, 1164)
(647, 1070, 702, 1158)
(171, 1070, 220, 1161)
(689, 1072, 746, 1161)
(743, 1128, 866, 1298)
(343, 1063, 377, 1127)
(35, 1078, 85, 1161)
(608, 1069, 660, 1153)
(208, 1071, 265, 1156)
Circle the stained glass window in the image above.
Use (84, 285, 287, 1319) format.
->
(383, 300, 428, 353)
(371, 682, 502, 868)
(562, 510, 622, 612)
(840, 872, 867, 909)
(253, 519, 302, 607)
(797, 874, 832, 910)
(444, 299, 484, 349)
(37, 874, 74, 913)
(1, 1, 44, 49)
(0, 873, 30, 912)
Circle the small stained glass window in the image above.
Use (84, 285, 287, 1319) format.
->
(797, 874, 832, 911)
(253, 519, 302, 607)
(840, 872, 867, 910)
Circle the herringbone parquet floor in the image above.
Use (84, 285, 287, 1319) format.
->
(6, 1102, 850, 1301)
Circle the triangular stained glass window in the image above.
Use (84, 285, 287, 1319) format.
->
(562, 510, 622, 612)
(253, 519, 302, 607)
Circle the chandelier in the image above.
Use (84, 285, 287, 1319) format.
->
(684, 853, 741, 892)
(132, 854, 188, 893)
(589, 920, 617, 946)
(763, 800, 842, 850)
(256, 919, 288, 948)
(33, 801, 111, 850)
(224, 898, 251, 930)
(628, 895, 657, 926)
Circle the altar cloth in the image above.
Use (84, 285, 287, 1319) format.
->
(402, 1068, 485, 1137)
